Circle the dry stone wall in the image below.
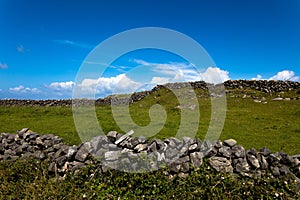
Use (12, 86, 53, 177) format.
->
(1, 80, 299, 106)
(224, 80, 300, 93)
(1, 128, 300, 186)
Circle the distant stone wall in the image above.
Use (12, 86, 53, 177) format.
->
(224, 80, 300, 93)
(0, 80, 299, 106)
(1, 128, 300, 186)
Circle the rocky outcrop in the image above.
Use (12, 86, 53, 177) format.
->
(1, 80, 299, 106)
(1, 128, 300, 185)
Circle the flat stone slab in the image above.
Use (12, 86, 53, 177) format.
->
(115, 130, 134, 145)
(224, 139, 237, 147)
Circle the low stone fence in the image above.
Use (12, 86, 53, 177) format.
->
(224, 80, 300, 93)
(1, 128, 300, 186)
(1, 80, 299, 106)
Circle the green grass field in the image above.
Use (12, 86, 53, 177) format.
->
(1, 87, 300, 199)
(0, 87, 299, 155)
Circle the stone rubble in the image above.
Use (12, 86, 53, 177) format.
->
(0, 128, 300, 186)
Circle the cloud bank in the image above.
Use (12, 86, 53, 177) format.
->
(133, 59, 230, 84)
(76, 74, 141, 97)
(269, 70, 299, 81)
(251, 70, 299, 82)
(49, 81, 75, 91)
(9, 85, 40, 93)
(2, 62, 299, 99)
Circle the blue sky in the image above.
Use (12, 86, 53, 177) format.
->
(0, 0, 299, 99)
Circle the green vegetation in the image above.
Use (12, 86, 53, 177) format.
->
(0, 158, 298, 199)
(0, 106, 80, 145)
(0, 87, 300, 199)
(0, 88, 299, 154)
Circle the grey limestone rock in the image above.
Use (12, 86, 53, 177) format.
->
(258, 154, 268, 170)
(1, 127, 300, 182)
(75, 143, 90, 162)
(209, 156, 233, 173)
(224, 139, 237, 147)
(246, 154, 260, 169)
(218, 146, 231, 158)
(134, 143, 148, 153)
(271, 166, 280, 177)
(214, 140, 223, 149)
(106, 131, 118, 143)
(190, 152, 203, 169)
(104, 151, 120, 161)
(231, 145, 245, 158)
(66, 146, 77, 159)
(188, 143, 198, 152)
(115, 130, 134, 145)
(165, 147, 179, 159)
(233, 158, 250, 173)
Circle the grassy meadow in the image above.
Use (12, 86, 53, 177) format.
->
(0, 87, 299, 155)
(0, 87, 300, 199)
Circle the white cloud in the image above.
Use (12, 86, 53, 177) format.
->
(108, 65, 130, 73)
(133, 59, 151, 66)
(251, 74, 263, 80)
(9, 85, 25, 92)
(134, 59, 201, 82)
(75, 74, 142, 97)
(44, 81, 76, 97)
(9, 85, 40, 93)
(152, 63, 199, 79)
(49, 81, 75, 90)
(133, 59, 229, 84)
(269, 70, 299, 81)
(0, 62, 8, 69)
(150, 77, 170, 85)
(29, 88, 40, 93)
(200, 67, 230, 84)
